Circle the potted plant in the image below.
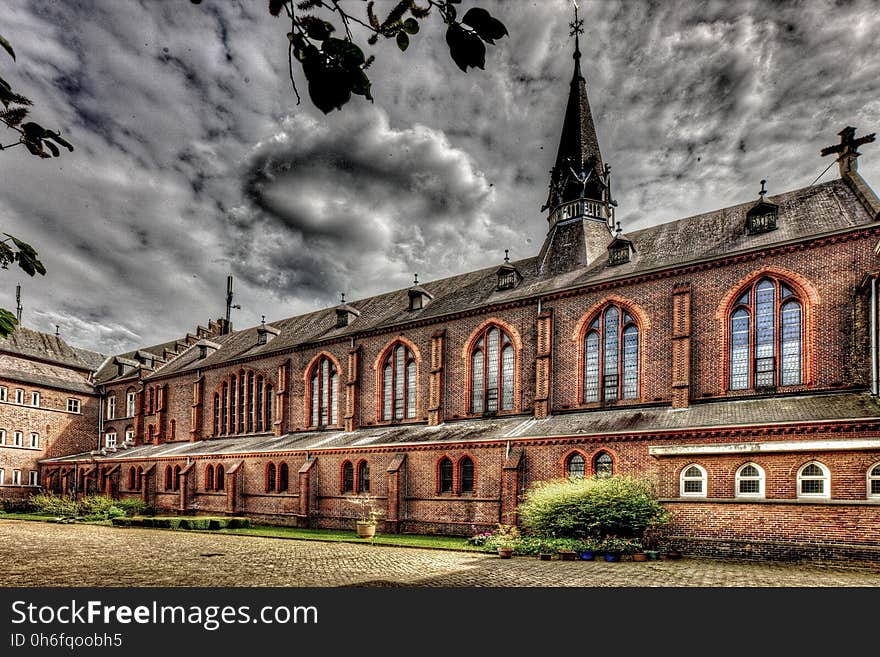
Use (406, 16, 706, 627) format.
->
(642, 525, 662, 560)
(488, 524, 521, 558)
(538, 540, 554, 561)
(600, 535, 634, 562)
(348, 493, 383, 539)
(577, 537, 600, 561)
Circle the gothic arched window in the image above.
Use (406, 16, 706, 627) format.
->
(583, 305, 639, 403)
(439, 457, 454, 493)
(357, 460, 370, 493)
(266, 463, 276, 493)
(594, 451, 614, 478)
(729, 277, 803, 390)
(342, 461, 354, 493)
(460, 456, 475, 493)
(566, 453, 585, 479)
(470, 325, 515, 414)
(310, 356, 339, 427)
(381, 343, 417, 421)
(279, 462, 289, 492)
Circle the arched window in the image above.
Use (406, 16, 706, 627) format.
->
(342, 461, 354, 493)
(381, 343, 417, 421)
(173, 465, 181, 491)
(729, 277, 803, 390)
(594, 451, 614, 478)
(265, 384, 274, 431)
(797, 462, 829, 498)
(868, 463, 880, 499)
(566, 453, 585, 479)
(584, 305, 639, 402)
(213, 393, 220, 435)
(470, 325, 515, 414)
(460, 456, 475, 494)
(256, 376, 264, 432)
(246, 371, 255, 433)
(266, 463, 277, 493)
(128, 467, 136, 490)
(439, 457, 454, 493)
(215, 371, 273, 436)
(216, 465, 225, 491)
(279, 463, 289, 492)
(735, 463, 765, 497)
(165, 465, 173, 490)
(680, 464, 707, 497)
(310, 356, 339, 427)
(205, 464, 214, 491)
(357, 460, 370, 493)
(220, 382, 228, 435)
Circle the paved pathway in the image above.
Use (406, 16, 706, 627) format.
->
(3, 519, 880, 587)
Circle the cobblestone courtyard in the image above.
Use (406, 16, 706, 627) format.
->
(3, 519, 880, 587)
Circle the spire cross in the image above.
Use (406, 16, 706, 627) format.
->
(821, 126, 876, 175)
(569, 4, 584, 38)
(759, 179, 767, 200)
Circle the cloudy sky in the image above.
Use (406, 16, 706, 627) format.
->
(2, 0, 879, 355)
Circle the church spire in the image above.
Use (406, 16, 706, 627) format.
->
(537, 4, 617, 277)
(543, 5, 608, 217)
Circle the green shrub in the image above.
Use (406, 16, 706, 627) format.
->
(111, 517, 132, 527)
(113, 498, 147, 517)
(30, 492, 78, 517)
(519, 475, 668, 539)
(1, 497, 36, 513)
(227, 517, 251, 529)
(179, 518, 210, 530)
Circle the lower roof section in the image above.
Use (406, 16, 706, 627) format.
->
(42, 391, 880, 464)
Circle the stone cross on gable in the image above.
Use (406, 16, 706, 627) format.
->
(821, 126, 876, 176)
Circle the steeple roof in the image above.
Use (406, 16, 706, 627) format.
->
(544, 34, 605, 210)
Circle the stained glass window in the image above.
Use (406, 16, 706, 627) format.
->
(583, 305, 639, 402)
(470, 326, 515, 413)
(310, 357, 338, 427)
(566, 453, 585, 479)
(381, 343, 417, 421)
(460, 457, 475, 493)
(439, 458, 453, 493)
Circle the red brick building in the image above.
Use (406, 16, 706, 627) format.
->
(33, 37, 880, 561)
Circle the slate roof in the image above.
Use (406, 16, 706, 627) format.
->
(0, 353, 95, 394)
(42, 392, 880, 462)
(148, 177, 878, 380)
(0, 326, 104, 372)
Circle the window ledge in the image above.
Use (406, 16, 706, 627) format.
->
(661, 497, 880, 506)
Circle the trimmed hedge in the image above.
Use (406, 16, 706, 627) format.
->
(519, 475, 668, 539)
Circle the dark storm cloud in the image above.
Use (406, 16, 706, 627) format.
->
(2, 0, 879, 352)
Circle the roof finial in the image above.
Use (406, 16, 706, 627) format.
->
(569, 1, 584, 59)
(340, 292, 346, 304)
(55, 324, 60, 337)
(413, 273, 419, 286)
(759, 179, 767, 200)
(504, 249, 510, 264)
(261, 314, 266, 326)
(615, 221, 622, 238)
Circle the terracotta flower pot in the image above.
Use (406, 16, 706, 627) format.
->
(356, 522, 377, 539)
(632, 552, 648, 562)
(497, 547, 513, 559)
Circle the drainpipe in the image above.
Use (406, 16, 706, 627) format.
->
(872, 276, 878, 396)
(97, 385, 105, 450)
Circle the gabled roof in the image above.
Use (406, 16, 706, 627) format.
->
(146, 177, 877, 380)
(0, 326, 104, 372)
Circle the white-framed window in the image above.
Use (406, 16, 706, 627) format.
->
(105, 432, 117, 448)
(14, 389, 24, 404)
(0, 386, 7, 401)
(13, 431, 23, 447)
(735, 462, 765, 498)
(126, 391, 136, 417)
(680, 464, 707, 497)
(12, 469, 21, 485)
(29, 432, 39, 448)
(124, 428, 135, 444)
(30, 391, 40, 407)
(106, 395, 116, 420)
(867, 463, 880, 499)
(28, 470, 38, 486)
(0, 468, 4, 485)
(797, 461, 830, 499)
(0, 429, 5, 445)
(67, 398, 81, 414)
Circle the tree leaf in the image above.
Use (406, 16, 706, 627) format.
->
(396, 30, 409, 52)
(0, 34, 15, 61)
(0, 308, 17, 338)
(46, 131, 74, 151)
(403, 18, 420, 35)
(322, 38, 365, 67)
(348, 69, 372, 101)
(445, 23, 485, 72)
(44, 140, 59, 157)
(269, 0, 286, 17)
(463, 7, 508, 42)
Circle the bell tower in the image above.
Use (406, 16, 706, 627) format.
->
(538, 6, 616, 276)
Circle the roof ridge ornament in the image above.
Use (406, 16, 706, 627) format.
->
(821, 126, 876, 177)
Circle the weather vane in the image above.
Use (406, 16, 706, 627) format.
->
(569, 1, 584, 37)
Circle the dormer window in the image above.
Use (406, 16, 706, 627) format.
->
(408, 275, 434, 311)
(196, 339, 222, 359)
(256, 320, 280, 346)
(335, 295, 360, 328)
(607, 225, 635, 266)
(746, 179, 778, 235)
(497, 269, 517, 290)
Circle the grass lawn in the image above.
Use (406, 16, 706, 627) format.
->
(0, 511, 484, 552)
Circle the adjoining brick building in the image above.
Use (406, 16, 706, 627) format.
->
(30, 34, 880, 561)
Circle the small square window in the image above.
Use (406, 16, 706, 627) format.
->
(13, 431, 23, 447)
(15, 389, 24, 404)
(29, 433, 39, 448)
(67, 398, 81, 414)
(28, 471, 38, 487)
(0, 386, 7, 402)
(12, 470, 21, 485)
(30, 391, 40, 407)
